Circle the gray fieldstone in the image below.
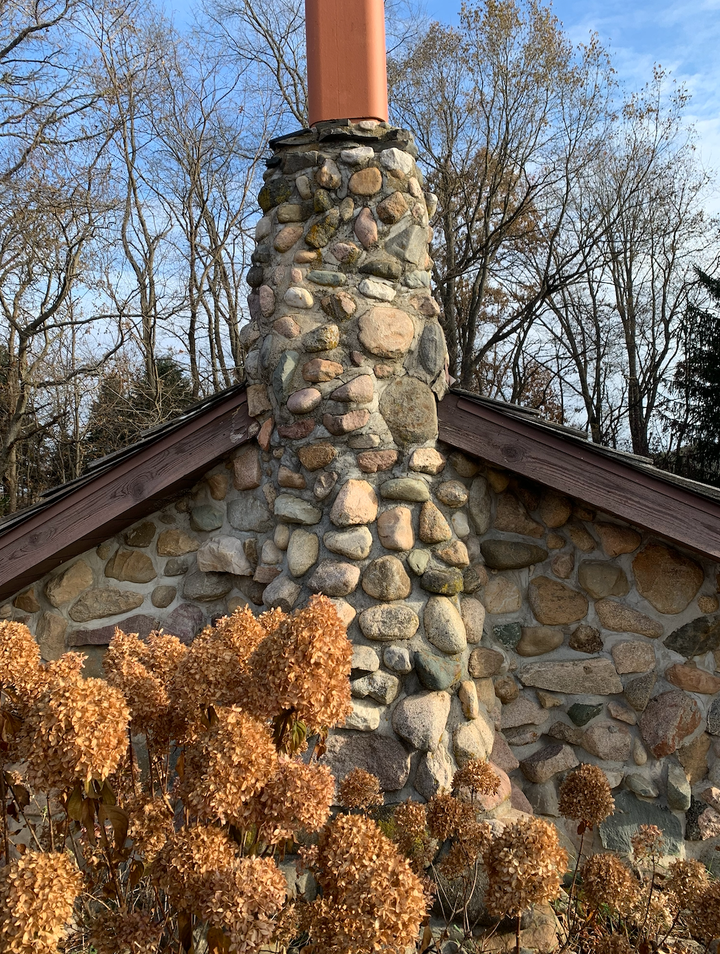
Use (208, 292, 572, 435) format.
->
(600, 790, 682, 855)
(324, 526, 373, 560)
(274, 494, 322, 526)
(419, 323, 447, 380)
(351, 671, 400, 705)
(519, 658, 623, 695)
(708, 696, 720, 735)
(190, 506, 223, 533)
(322, 734, 412, 791)
(481, 540, 548, 570)
(415, 744, 456, 801)
(453, 716, 494, 766)
(362, 556, 412, 601)
(485, 578, 522, 614)
(414, 650, 462, 691)
(577, 561, 629, 599)
(151, 586, 176, 609)
(359, 604, 419, 641)
(520, 743, 579, 784)
(227, 497, 273, 533)
(69, 588, 145, 623)
(392, 691, 451, 751)
(351, 645, 380, 672)
(611, 640, 656, 674)
(501, 696, 549, 730)
(667, 763, 692, 811)
(420, 567, 464, 596)
(624, 774, 659, 798)
(164, 558, 189, 576)
(407, 549, 430, 576)
(567, 703, 603, 726)
(582, 721, 632, 761)
(423, 596, 467, 654)
(263, 576, 301, 612)
(384, 645, 413, 673)
(345, 700, 380, 732)
(183, 569, 233, 602)
(468, 477, 491, 534)
(196, 537, 253, 576)
(125, 521, 156, 547)
(287, 529, 319, 577)
(379, 376, 438, 445)
(524, 780, 560, 817)
(308, 560, 361, 597)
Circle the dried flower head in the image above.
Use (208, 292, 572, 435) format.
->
(0, 621, 42, 702)
(154, 825, 237, 912)
(126, 795, 174, 863)
(558, 763, 615, 830)
(179, 706, 277, 826)
(248, 758, 335, 845)
(90, 911, 163, 954)
(438, 821, 493, 880)
(452, 758, 501, 799)
(25, 663, 129, 790)
(581, 853, 639, 915)
(241, 595, 352, 733)
(631, 824, 664, 863)
(305, 813, 429, 954)
(686, 879, 720, 945)
(392, 800, 436, 874)
(339, 768, 383, 811)
(595, 937, 633, 954)
(427, 793, 474, 843)
(0, 851, 83, 954)
(104, 631, 170, 740)
(665, 858, 710, 912)
(483, 817, 569, 918)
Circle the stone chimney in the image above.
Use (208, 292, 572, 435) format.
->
(241, 3, 495, 799)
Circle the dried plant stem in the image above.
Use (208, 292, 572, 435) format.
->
(640, 858, 657, 939)
(127, 728, 137, 795)
(0, 759, 9, 863)
(515, 914, 522, 954)
(47, 792, 55, 852)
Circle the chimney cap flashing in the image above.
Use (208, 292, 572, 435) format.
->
(268, 123, 417, 156)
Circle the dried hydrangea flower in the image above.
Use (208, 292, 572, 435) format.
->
(339, 768, 383, 811)
(392, 800, 436, 873)
(104, 631, 170, 740)
(305, 813, 429, 954)
(631, 823, 664, 863)
(665, 858, 710, 912)
(581, 853, 639, 915)
(201, 858, 287, 954)
(0, 621, 42, 703)
(179, 706, 277, 826)
(241, 595, 352, 734)
(126, 795, 174, 863)
(248, 758, 335, 845)
(452, 758, 501, 799)
(427, 793, 474, 842)
(0, 851, 83, 954)
(595, 937, 633, 954)
(154, 824, 237, 912)
(686, 879, 720, 945)
(483, 816, 568, 918)
(25, 661, 129, 790)
(558, 763, 615, 830)
(90, 910, 163, 954)
(438, 821, 493, 880)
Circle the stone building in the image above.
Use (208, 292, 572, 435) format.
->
(2, 1, 720, 861)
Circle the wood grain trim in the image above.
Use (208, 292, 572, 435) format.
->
(438, 393, 720, 560)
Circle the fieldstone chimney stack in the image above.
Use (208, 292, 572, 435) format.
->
(306, 0, 389, 125)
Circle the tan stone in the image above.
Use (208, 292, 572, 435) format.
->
(14, 589, 39, 613)
(357, 450, 398, 473)
(678, 732, 712, 783)
(519, 658, 623, 694)
(105, 549, 156, 584)
(551, 553, 574, 579)
(124, 521, 156, 547)
(277, 466, 305, 490)
(436, 540, 469, 567)
(596, 522, 642, 557)
(349, 166, 383, 195)
(461, 598, 486, 643)
(595, 599, 664, 638)
(578, 561, 629, 599)
(699, 594, 720, 613)
(436, 480, 468, 508)
(330, 479, 378, 527)
(380, 376, 438, 445)
(469, 647, 504, 678)
(494, 494, 543, 538)
(323, 409, 370, 435)
(377, 507, 414, 551)
(547, 533, 565, 550)
(151, 585, 176, 608)
(287, 529, 320, 577)
(494, 675, 520, 703)
(324, 527, 373, 560)
(298, 442, 336, 471)
(362, 556, 412, 601)
(377, 191, 408, 223)
(538, 492, 571, 529)
(207, 474, 228, 500)
(537, 690, 564, 709)
(567, 523, 596, 552)
(246, 383, 272, 417)
(36, 612, 67, 660)
(608, 701, 637, 725)
(233, 445, 262, 491)
(528, 577, 588, 625)
(485, 577, 521, 614)
(274, 224, 303, 252)
(459, 680, 480, 720)
(666, 664, 720, 694)
(45, 561, 93, 607)
(633, 544, 703, 615)
(302, 358, 344, 382)
(582, 721, 632, 761)
(611, 640, 655, 674)
(157, 529, 199, 556)
(409, 448, 446, 475)
(331, 375, 374, 404)
(516, 626, 564, 657)
(485, 468, 509, 492)
(418, 501, 452, 543)
(69, 588, 145, 623)
(569, 624, 603, 653)
(358, 307, 414, 358)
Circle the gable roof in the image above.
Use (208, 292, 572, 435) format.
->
(0, 386, 254, 604)
(1, 383, 720, 604)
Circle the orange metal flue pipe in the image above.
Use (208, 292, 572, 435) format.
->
(305, 0, 389, 126)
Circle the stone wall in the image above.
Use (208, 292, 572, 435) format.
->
(5, 120, 720, 862)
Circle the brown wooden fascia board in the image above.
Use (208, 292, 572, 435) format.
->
(438, 393, 720, 561)
(0, 393, 256, 603)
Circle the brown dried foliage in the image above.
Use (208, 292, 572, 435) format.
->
(339, 767, 384, 810)
(581, 852, 639, 915)
(558, 762, 615, 829)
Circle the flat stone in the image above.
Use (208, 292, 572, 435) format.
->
(302, 358, 344, 383)
(307, 269, 347, 287)
(157, 529, 200, 557)
(384, 645, 413, 673)
(377, 507, 414, 551)
(330, 479, 378, 527)
(297, 443, 336, 472)
(569, 624, 603, 654)
(495, 494, 543, 537)
(392, 691, 451, 751)
(582, 721, 632, 760)
(68, 613, 157, 647)
(359, 604, 419, 642)
(196, 537, 252, 576)
(667, 763, 692, 811)
(468, 477, 491, 534)
(385, 224, 427, 267)
(308, 560, 361, 597)
(595, 599, 664, 638)
(501, 696, 549, 730)
(708, 696, 720, 735)
(578, 562, 629, 599)
(340, 145, 374, 164)
(664, 614, 720, 657)
(547, 721, 584, 745)
(262, 576, 301, 612)
(666, 663, 720, 694)
(278, 466, 306, 490)
(351, 671, 400, 705)
(493, 622, 523, 648)
(322, 734, 411, 791)
(330, 375, 374, 404)
(625, 773, 659, 798)
(491, 735, 521, 774)
(124, 521, 156, 548)
(469, 647, 504, 678)
(354, 207, 378, 247)
(409, 448, 446, 475)
(380, 478, 429, 503)
(461, 598, 485, 643)
(359, 277, 396, 301)
(639, 690, 702, 757)
(485, 578, 521, 614)
(362, 556, 412, 601)
(357, 450, 398, 473)
(520, 743, 579, 784)
(633, 544, 703, 614)
(453, 716, 495, 766)
(104, 549, 156, 584)
(516, 626, 564, 657)
(595, 523, 642, 557)
(418, 323, 446, 380)
(418, 501, 452, 543)
(524, 781, 560, 817)
(678, 733, 712, 783)
(415, 650, 462, 691)
(415, 745, 456, 801)
(529, 577, 588, 625)
(287, 529, 320, 577)
(624, 672, 657, 712)
(519, 658, 623, 694)
(424, 596, 467, 654)
(481, 540, 548, 570)
(345, 699, 381, 731)
(45, 560, 93, 607)
(349, 166, 382, 195)
(190, 506, 223, 533)
(420, 567, 464, 596)
(36, 612, 67, 658)
(600, 790, 682, 855)
(352, 645, 380, 672)
(69, 588, 145, 622)
(287, 387, 322, 414)
(304, 323, 339, 352)
(537, 690, 565, 709)
(274, 494, 322, 525)
(608, 701, 637, 724)
(323, 409, 370, 435)
(228, 497, 273, 534)
(164, 558, 189, 576)
(379, 377, 438, 445)
(611, 640, 655, 674)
